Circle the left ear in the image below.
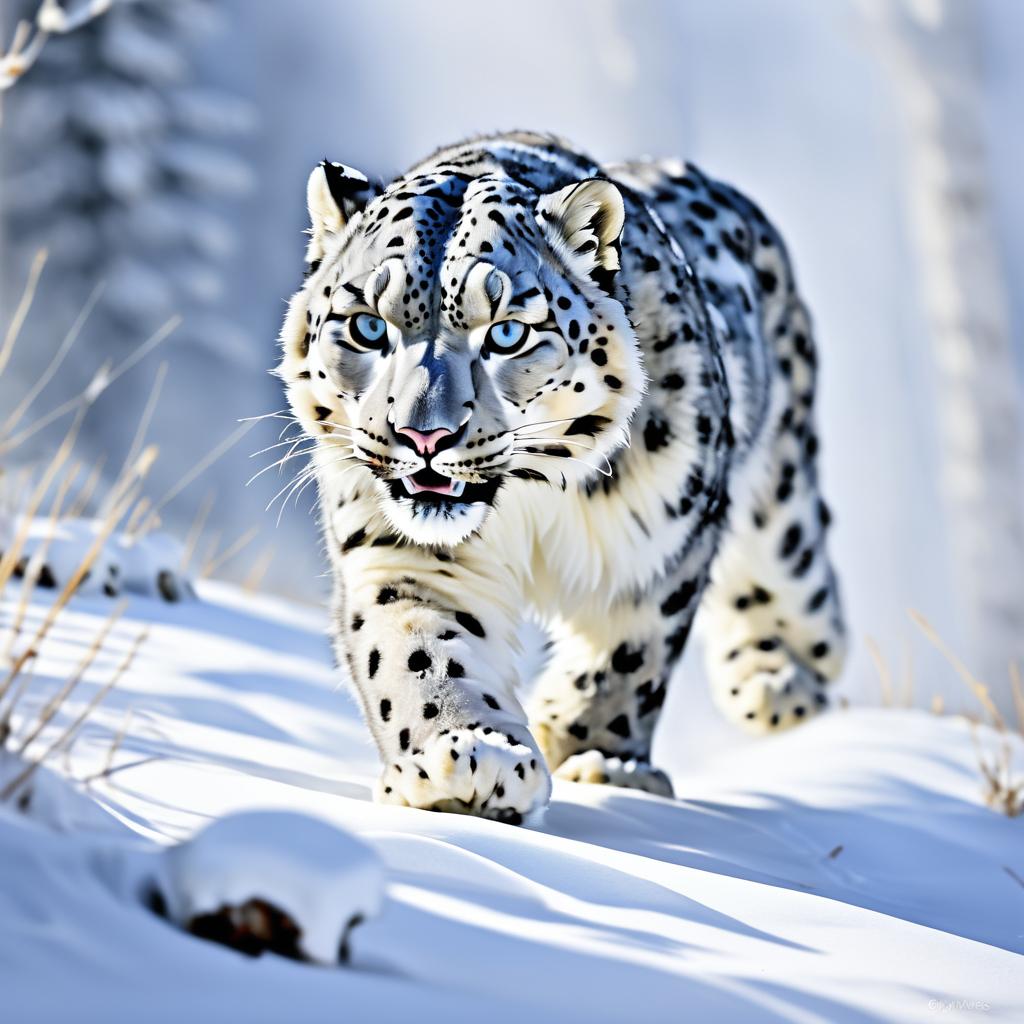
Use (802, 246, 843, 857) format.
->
(305, 160, 378, 265)
(537, 178, 625, 292)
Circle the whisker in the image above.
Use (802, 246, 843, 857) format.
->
(515, 435, 602, 453)
(240, 409, 294, 425)
(513, 447, 613, 478)
(246, 445, 349, 488)
(508, 415, 581, 436)
(249, 436, 318, 460)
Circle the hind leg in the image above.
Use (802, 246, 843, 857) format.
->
(527, 536, 718, 796)
(702, 298, 846, 732)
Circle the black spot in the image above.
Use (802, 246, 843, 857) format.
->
(482, 693, 500, 710)
(661, 578, 698, 617)
(642, 255, 661, 273)
(690, 200, 717, 220)
(604, 375, 622, 390)
(368, 649, 380, 678)
(807, 587, 829, 613)
(408, 650, 432, 673)
(454, 611, 485, 638)
(351, 615, 364, 632)
(757, 269, 778, 294)
(811, 641, 830, 659)
(780, 523, 802, 558)
(377, 586, 398, 605)
(379, 698, 391, 721)
(447, 659, 465, 678)
(607, 714, 632, 738)
(568, 723, 589, 740)
(590, 348, 608, 367)
(611, 643, 644, 674)
(399, 728, 410, 751)
(342, 528, 366, 553)
(643, 415, 671, 453)
(423, 702, 439, 719)
(565, 415, 611, 437)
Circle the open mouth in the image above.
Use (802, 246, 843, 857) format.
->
(388, 467, 502, 506)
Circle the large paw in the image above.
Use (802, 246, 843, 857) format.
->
(718, 656, 829, 735)
(554, 750, 674, 797)
(375, 724, 551, 824)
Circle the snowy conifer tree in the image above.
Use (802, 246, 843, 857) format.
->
(0, 0, 253, 371)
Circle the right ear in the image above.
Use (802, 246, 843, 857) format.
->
(305, 160, 377, 265)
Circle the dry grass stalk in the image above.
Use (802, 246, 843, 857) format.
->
(0, 315, 180, 460)
(1010, 662, 1024, 735)
(66, 453, 106, 519)
(2, 458, 82, 660)
(103, 361, 167, 522)
(201, 526, 259, 579)
(908, 609, 1004, 725)
(135, 419, 255, 539)
(242, 545, 275, 593)
(969, 725, 1022, 817)
(0, 625, 147, 803)
(178, 490, 215, 571)
(0, 281, 103, 439)
(13, 600, 126, 755)
(0, 250, 46, 380)
(0, 446, 156, 710)
(910, 609, 1023, 817)
(865, 636, 895, 706)
(0, 403, 89, 596)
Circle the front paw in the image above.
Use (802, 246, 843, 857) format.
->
(554, 750, 674, 797)
(375, 724, 552, 824)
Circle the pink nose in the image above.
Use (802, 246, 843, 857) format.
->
(396, 425, 454, 456)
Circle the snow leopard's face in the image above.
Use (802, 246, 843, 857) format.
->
(277, 161, 644, 547)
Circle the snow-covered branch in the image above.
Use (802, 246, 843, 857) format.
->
(1, 0, 115, 91)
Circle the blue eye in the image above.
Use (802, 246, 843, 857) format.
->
(349, 313, 388, 349)
(485, 320, 530, 354)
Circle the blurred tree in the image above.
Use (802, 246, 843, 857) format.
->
(0, 0, 254, 367)
(862, 0, 1024, 712)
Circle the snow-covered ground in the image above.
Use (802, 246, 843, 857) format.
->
(2, 580, 1022, 1023)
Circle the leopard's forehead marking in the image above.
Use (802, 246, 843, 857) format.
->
(339, 170, 552, 341)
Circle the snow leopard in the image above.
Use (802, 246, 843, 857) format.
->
(276, 131, 846, 824)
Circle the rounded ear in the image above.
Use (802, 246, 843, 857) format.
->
(537, 178, 625, 292)
(305, 160, 377, 264)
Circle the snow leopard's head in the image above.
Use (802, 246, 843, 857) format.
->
(277, 158, 644, 547)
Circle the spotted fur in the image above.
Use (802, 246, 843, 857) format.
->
(276, 132, 846, 822)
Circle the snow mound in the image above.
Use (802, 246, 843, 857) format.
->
(157, 810, 384, 965)
(15, 518, 194, 602)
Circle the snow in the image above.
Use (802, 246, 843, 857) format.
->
(1, 578, 1022, 1022)
(19, 518, 193, 601)
(158, 810, 384, 965)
